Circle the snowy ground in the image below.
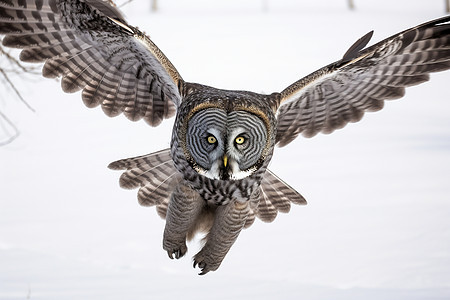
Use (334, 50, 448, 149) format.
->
(1, 0, 450, 299)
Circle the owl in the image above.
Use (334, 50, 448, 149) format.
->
(1, 0, 450, 275)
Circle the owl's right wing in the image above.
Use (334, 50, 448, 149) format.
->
(0, 0, 183, 126)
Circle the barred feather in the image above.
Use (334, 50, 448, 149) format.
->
(277, 16, 450, 146)
(3, 0, 449, 276)
(0, 0, 182, 126)
(250, 169, 306, 223)
(0, 0, 58, 12)
(108, 149, 179, 210)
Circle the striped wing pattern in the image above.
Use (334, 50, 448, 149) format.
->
(108, 149, 180, 219)
(276, 16, 450, 146)
(0, 0, 182, 126)
(247, 169, 306, 227)
(109, 149, 306, 226)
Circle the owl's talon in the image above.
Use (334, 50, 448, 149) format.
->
(193, 258, 209, 275)
(193, 252, 219, 275)
(163, 237, 188, 260)
(166, 247, 187, 260)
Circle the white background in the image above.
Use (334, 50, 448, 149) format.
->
(1, 0, 450, 299)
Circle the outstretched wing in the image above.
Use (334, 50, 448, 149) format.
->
(108, 149, 181, 219)
(0, 0, 183, 126)
(275, 16, 450, 147)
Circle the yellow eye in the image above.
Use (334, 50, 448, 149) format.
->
(235, 136, 245, 145)
(207, 136, 217, 144)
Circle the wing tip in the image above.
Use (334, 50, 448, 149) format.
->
(107, 160, 124, 170)
(342, 30, 374, 62)
(292, 197, 307, 206)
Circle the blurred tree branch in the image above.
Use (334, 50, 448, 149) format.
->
(118, 0, 157, 12)
(0, 0, 135, 146)
(118, 0, 134, 8)
(0, 50, 37, 112)
(0, 41, 38, 145)
(348, 0, 355, 10)
(151, 0, 157, 11)
(349, 0, 450, 11)
(0, 110, 20, 146)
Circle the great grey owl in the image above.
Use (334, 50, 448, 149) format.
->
(1, 0, 449, 275)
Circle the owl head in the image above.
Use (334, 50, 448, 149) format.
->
(178, 86, 276, 181)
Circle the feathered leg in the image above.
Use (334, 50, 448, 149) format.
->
(193, 201, 250, 275)
(163, 183, 204, 259)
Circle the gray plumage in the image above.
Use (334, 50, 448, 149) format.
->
(1, 0, 449, 275)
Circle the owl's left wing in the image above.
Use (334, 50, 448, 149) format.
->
(0, 0, 182, 126)
(275, 16, 450, 147)
(108, 149, 181, 219)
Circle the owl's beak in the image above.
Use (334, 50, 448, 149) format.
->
(223, 155, 228, 167)
(219, 155, 231, 180)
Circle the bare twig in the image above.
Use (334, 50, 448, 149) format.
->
(118, 0, 134, 8)
(0, 43, 39, 113)
(151, 0, 157, 11)
(0, 41, 38, 145)
(348, 0, 355, 10)
(0, 110, 20, 146)
(0, 46, 40, 75)
(0, 68, 36, 113)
